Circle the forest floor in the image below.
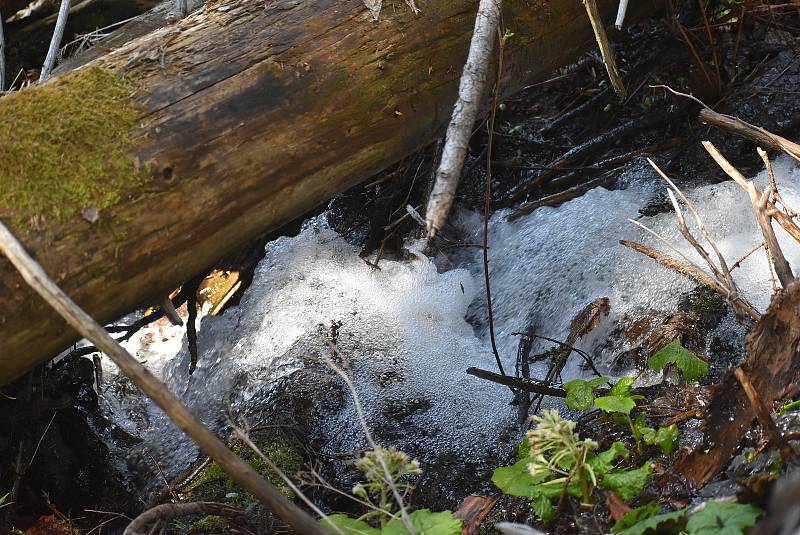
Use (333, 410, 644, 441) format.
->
(2, 1, 800, 534)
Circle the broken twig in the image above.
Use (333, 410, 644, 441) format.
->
(125, 502, 243, 535)
(0, 221, 328, 535)
(583, 0, 626, 97)
(39, 0, 72, 82)
(425, 0, 502, 236)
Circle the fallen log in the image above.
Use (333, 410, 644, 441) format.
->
(0, 0, 652, 385)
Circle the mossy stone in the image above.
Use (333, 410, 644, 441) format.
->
(183, 433, 303, 508)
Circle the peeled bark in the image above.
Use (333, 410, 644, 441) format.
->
(0, 0, 645, 385)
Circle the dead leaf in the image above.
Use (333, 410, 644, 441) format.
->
(25, 515, 79, 535)
(605, 491, 632, 523)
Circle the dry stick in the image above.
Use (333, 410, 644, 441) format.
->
(649, 158, 737, 290)
(703, 141, 800, 244)
(731, 242, 766, 270)
(466, 367, 567, 398)
(760, 146, 797, 218)
(619, 239, 761, 320)
(425, 0, 501, 236)
(583, 0, 626, 98)
(0, 222, 329, 535)
(126, 502, 244, 535)
(39, 0, 71, 82)
(509, 168, 619, 220)
(744, 172, 795, 288)
(320, 347, 416, 535)
(734, 368, 796, 462)
(704, 140, 800, 247)
(698, 108, 800, 161)
(615, 0, 630, 29)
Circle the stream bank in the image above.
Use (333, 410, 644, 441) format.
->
(3, 2, 800, 533)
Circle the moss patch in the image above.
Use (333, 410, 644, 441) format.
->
(0, 67, 146, 229)
(183, 433, 303, 508)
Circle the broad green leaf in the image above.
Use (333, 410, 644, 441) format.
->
(778, 399, 800, 415)
(648, 341, 708, 381)
(587, 441, 629, 476)
(383, 510, 462, 535)
(601, 462, 652, 501)
(685, 501, 762, 535)
(564, 379, 596, 410)
(531, 494, 554, 522)
(619, 509, 687, 535)
(492, 458, 548, 497)
(565, 377, 609, 409)
(612, 503, 662, 533)
(320, 514, 381, 535)
(610, 377, 636, 397)
(595, 395, 636, 415)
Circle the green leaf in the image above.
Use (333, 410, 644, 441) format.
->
(564, 379, 597, 410)
(610, 377, 636, 397)
(531, 478, 583, 500)
(531, 494, 554, 522)
(685, 501, 762, 535)
(601, 462, 653, 501)
(517, 437, 531, 460)
(653, 424, 679, 457)
(778, 399, 800, 415)
(320, 514, 381, 535)
(492, 458, 548, 497)
(383, 510, 462, 535)
(648, 341, 708, 381)
(619, 509, 687, 535)
(612, 503, 662, 533)
(587, 441, 629, 477)
(595, 395, 636, 415)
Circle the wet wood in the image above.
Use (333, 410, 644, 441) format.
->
(671, 282, 800, 488)
(453, 495, 500, 535)
(0, 0, 650, 385)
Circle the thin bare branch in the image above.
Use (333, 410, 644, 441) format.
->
(125, 502, 243, 535)
(620, 239, 760, 320)
(425, 0, 502, 236)
(583, 0, 626, 97)
(0, 221, 329, 535)
(39, 0, 72, 82)
(703, 141, 800, 244)
(648, 158, 737, 290)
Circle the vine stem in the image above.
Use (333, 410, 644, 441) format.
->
(484, 24, 508, 378)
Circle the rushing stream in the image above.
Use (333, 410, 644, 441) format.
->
(94, 156, 800, 502)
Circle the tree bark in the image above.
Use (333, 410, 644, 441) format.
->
(0, 0, 649, 385)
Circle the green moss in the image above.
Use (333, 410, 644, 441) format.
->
(184, 433, 303, 508)
(0, 67, 146, 229)
(188, 515, 232, 534)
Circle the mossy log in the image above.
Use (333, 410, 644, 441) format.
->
(0, 0, 649, 385)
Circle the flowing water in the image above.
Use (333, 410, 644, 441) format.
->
(95, 156, 800, 500)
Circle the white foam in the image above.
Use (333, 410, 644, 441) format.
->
(97, 155, 800, 480)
